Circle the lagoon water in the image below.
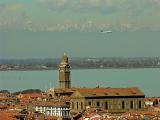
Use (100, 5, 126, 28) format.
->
(0, 68, 160, 97)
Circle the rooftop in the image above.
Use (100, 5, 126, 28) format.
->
(33, 101, 67, 107)
(70, 87, 145, 98)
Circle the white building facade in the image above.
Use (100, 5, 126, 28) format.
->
(34, 104, 70, 118)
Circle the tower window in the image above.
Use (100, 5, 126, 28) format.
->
(88, 101, 91, 106)
(122, 101, 125, 109)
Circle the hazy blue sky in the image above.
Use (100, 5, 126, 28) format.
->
(0, 0, 160, 59)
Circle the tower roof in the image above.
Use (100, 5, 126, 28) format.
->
(61, 52, 69, 63)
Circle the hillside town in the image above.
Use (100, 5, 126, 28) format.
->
(0, 54, 160, 120)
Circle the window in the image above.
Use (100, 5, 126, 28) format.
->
(153, 99, 158, 106)
(81, 102, 83, 109)
(97, 101, 100, 107)
(77, 102, 78, 110)
(139, 101, 142, 109)
(88, 101, 91, 106)
(105, 101, 108, 109)
(66, 102, 70, 105)
(49, 94, 52, 97)
(72, 102, 74, 109)
(122, 101, 125, 109)
(130, 101, 133, 109)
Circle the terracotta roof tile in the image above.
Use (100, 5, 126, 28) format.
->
(145, 97, 158, 101)
(0, 110, 20, 120)
(17, 93, 46, 99)
(33, 101, 67, 107)
(71, 87, 145, 97)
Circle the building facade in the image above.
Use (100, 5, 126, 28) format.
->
(34, 102, 70, 118)
(70, 88, 145, 113)
(59, 53, 71, 89)
(56, 53, 145, 114)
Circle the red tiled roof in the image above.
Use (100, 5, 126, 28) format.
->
(45, 116, 58, 120)
(0, 104, 8, 109)
(71, 87, 145, 97)
(0, 93, 10, 98)
(0, 110, 20, 120)
(33, 101, 67, 107)
(54, 88, 76, 93)
(17, 93, 46, 99)
(0, 97, 18, 101)
(8, 104, 26, 109)
(145, 97, 158, 102)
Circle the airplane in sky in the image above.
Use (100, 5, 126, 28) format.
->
(100, 30, 112, 34)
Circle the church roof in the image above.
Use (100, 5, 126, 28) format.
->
(70, 87, 145, 98)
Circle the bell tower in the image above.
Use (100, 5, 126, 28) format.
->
(59, 53, 71, 89)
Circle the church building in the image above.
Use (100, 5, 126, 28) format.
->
(70, 87, 145, 113)
(53, 53, 145, 114)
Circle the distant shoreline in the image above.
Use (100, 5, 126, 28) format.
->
(0, 66, 160, 71)
(1, 57, 160, 71)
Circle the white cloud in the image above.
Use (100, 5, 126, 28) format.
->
(56, 0, 68, 7)
(87, 0, 100, 6)
(38, 0, 68, 8)
(104, 0, 113, 6)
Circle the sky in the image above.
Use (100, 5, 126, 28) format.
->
(0, 0, 160, 59)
